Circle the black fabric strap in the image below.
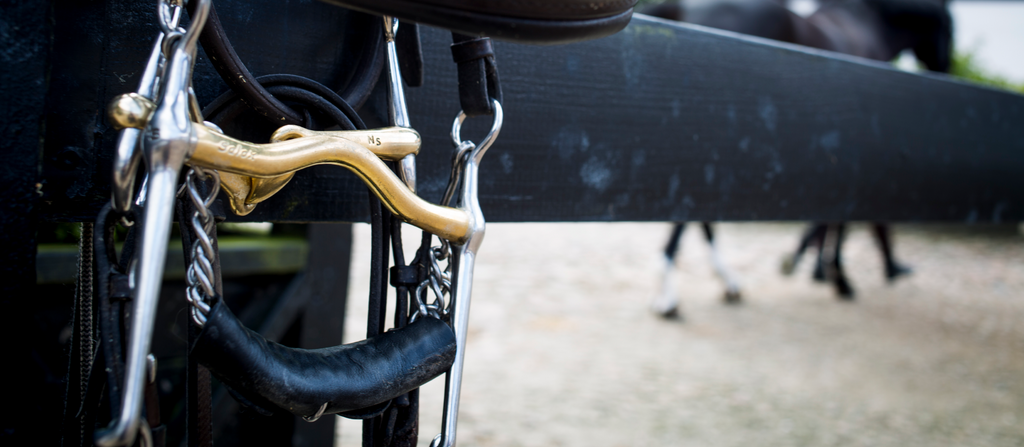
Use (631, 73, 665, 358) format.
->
(451, 33, 502, 117)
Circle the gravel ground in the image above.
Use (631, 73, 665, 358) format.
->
(337, 223, 1024, 447)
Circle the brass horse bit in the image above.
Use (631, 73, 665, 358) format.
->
(97, 0, 499, 445)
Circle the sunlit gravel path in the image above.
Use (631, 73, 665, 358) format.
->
(338, 223, 1024, 447)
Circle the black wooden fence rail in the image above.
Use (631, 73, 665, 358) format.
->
(15, 3, 1024, 227)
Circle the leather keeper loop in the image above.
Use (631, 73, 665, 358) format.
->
(452, 33, 502, 117)
(389, 265, 419, 288)
(450, 38, 494, 64)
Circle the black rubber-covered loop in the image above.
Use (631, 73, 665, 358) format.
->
(190, 299, 457, 417)
(451, 33, 502, 117)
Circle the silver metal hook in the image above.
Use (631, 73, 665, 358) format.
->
(181, 0, 210, 56)
(157, 0, 184, 36)
(450, 99, 504, 165)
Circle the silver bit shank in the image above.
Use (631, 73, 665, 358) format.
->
(383, 15, 416, 193)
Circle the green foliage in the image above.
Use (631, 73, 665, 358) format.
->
(949, 51, 1024, 94)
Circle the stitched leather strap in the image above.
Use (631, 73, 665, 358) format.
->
(451, 33, 502, 117)
(187, 2, 384, 124)
(318, 0, 637, 44)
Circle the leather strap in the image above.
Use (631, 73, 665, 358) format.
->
(397, 23, 424, 88)
(451, 33, 502, 117)
(95, 205, 131, 425)
(318, 0, 637, 44)
(204, 75, 366, 133)
(187, 2, 384, 125)
(363, 181, 391, 447)
(60, 223, 97, 446)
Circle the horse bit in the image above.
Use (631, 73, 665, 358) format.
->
(67, 0, 634, 445)
(95, 0, 498, 445)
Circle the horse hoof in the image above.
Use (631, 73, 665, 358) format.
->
(651, 295, 680, 319)
(659, 306, 682, 320)
(834, 276, 855, 300)
(886, 263, 913, 282)
(812, 263, 827, 283)
(780, 255, 797, 276)
(724, 289, 742, 304)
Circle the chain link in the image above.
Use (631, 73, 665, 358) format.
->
(182, 166, 221, 326)
(410, 245, 452, 322)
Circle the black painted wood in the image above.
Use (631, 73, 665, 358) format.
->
(1, 1, 47, 286)
(1, 0, 51, 442)
(238, 15, 1024, 223)
(33, 4, 1024, 223)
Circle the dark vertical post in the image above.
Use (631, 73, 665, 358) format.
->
(1, 0, 50, 442)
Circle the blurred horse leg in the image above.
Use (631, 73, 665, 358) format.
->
(825, 223, 855, 298)
(812, 224, 828, 282)
(872, 223, 912, 281)
(702, 223, 742, 303)
(652, 223, 686, 318)
(783, 222, 827, 276)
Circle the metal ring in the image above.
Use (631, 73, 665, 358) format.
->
(157, 0, 184, 36)
(190, 306, 207, 327)
(450, 99, 503, 163)
(181, 0, 211, 54)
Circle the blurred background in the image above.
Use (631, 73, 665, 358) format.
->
(339, 222, 1024, 446)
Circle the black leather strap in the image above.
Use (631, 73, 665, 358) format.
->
(451, 37, 494, 63)
(62, 204, 138, 446)
(451, 33, 502, 117)
(61, 222, 98, 447)
(397, 22, 424, 88)
(95, 205, 130, 424)
(318, 0, 636, 44)
(204, 75, 366, 132)
(187, 2, 384, 124)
